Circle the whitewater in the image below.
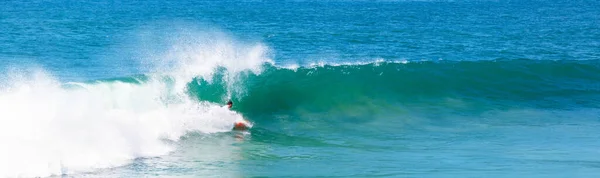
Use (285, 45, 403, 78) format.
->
(0, 32, 269, 177)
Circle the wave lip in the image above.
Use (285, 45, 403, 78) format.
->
(189, 59, 600, 118)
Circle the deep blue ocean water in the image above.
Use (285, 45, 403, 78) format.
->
(0, 0, 599, 177)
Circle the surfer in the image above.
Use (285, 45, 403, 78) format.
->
(226, 100, 233, 109)
(226, 100, 250, 130)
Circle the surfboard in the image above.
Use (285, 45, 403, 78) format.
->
(233, 119, 251, 131)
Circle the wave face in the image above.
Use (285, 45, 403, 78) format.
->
(189, 60, 600, 120)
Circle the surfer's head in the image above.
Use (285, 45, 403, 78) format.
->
(227, 101, 233, 109)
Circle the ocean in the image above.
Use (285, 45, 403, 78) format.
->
(0, 0, 599, 177)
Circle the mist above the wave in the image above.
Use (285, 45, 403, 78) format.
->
(125, 22, 273, 100)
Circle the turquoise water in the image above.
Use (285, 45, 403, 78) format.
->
(1, 0, 599, 177)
